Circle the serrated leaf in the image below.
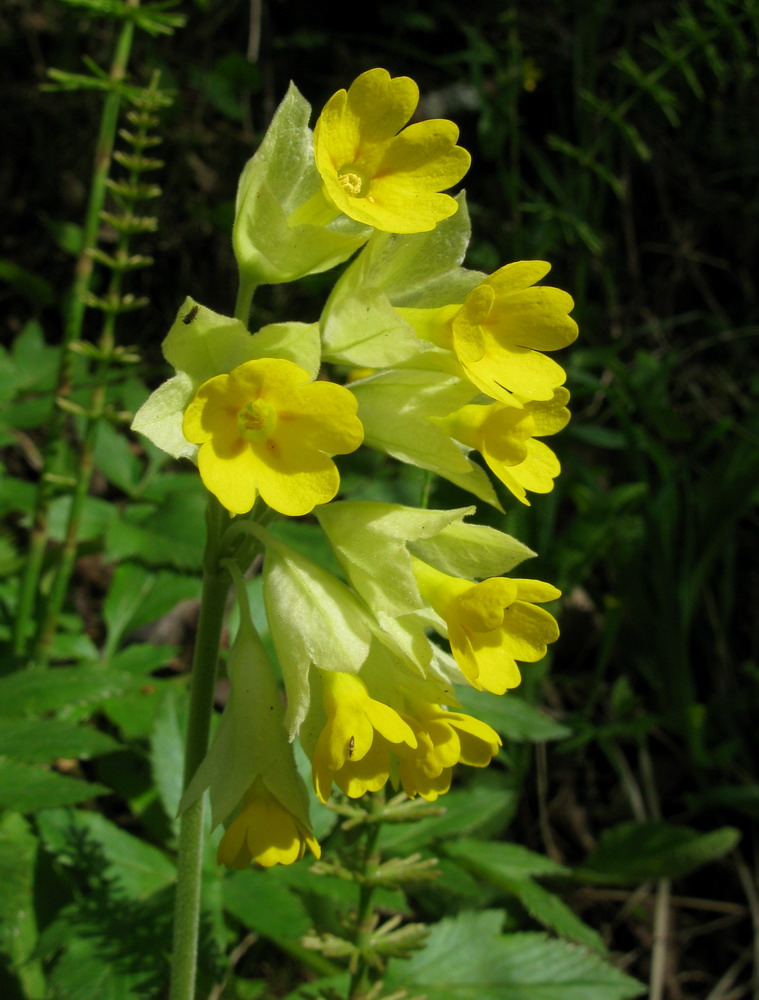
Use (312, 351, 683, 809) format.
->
(36, 810, 175, 900)
(0, 759, 109, 811)
(102, 562, 200, 654)
(497, 876, 606, 953)
(104, 484, 207, 569)
(44, 933, 153, 1000)
(0, 812, 46, 996)
(578, 821, 741, 884)
(445, 839, 570, 879)
(93, 420, 142, 493)
(384, 911, 644, 999)
(379, 783, 517, 854)
(46, 494, 117, 543)
(0, 668, 146, 718)
(0, 718, 120, 764)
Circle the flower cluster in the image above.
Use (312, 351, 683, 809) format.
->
(133, 68, 576, 869)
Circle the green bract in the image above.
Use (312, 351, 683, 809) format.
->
(232, 83, 370, 285)
(320, 196, 483, 367)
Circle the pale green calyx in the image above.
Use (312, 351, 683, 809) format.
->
(179, 610, 312, 832)
(232, 82, 370, 285)
(319, 196, 484, 367)
(348, 360, 502, 508)
(249, 526, 376, 737)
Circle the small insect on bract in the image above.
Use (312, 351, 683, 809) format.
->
(348, 736, 355, 758)
(182, 305, 200, 325)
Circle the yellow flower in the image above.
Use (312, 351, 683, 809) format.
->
(437, 388, 571, 504)
(412, 558, 560, 695)
(397, 702, 502, 801)
(217, 776, 321, 869)
(450, 262, 577, 402)
(182, 357, 363, 516)
(313, 68, 471, 234)
(310, 670, 417, 801)
(399, 261, 577, 403)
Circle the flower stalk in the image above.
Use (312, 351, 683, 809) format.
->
(168, 498, 230, 1000)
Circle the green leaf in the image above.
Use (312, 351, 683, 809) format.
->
(44, 934, 154, 1000)
(444, 839, 570, 880)
(578, 821, 741, 884)
(0, 813, 46, 997)
(0, 719, 120, 764)
(0, 668, 146, 718)
(149, 686, 186, 819)
(102, 562, 200, 654)
(46, 493, 118, 543)
(105, 478, 207, 569)
(384, 911, 644, 1000)
(222, 868, 312, 941)
(454, 688, 571, 742)
(93, 420, 142, 493)
(0, 759, 109, 811)
(37, 809, 175, 901)
(499, 877, 606, 953)
(0, 260, 55, 307)
(379, 782, 518, 854)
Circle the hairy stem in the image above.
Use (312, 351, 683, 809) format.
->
(349, 797, 383, 1000)
(169, 498, 229, 1000)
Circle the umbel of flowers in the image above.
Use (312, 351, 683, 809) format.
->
(133, 68, 577, 868)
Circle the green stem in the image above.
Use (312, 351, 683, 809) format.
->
(169, 497, 229, 1000)
(234, 275, 258, 326)
(13, 11, 137, 662)
(349, 797, 383, 1000)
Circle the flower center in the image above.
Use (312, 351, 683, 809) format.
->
(337, 167, 367, 199)
(237, 399, 277, 441)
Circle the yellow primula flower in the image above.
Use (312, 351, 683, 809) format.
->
(182, 357, 363, 516)
(397, 701, 502, 801)
(437, 387, 571, 504)
(310, 670, 417, 801)
(412, 558, 560, 695)
(217, 776, 321, 869)
(312, 68, 471, 234)
(399, 261, 577, 403)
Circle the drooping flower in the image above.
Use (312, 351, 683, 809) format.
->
(435, 388, 571, 504)
(311, 68, 471, 234)
(396, 701, 502, 801)
(182, 357, 363, 516)
(411, 558, 560, 695)
(217, 777, 320, 870)
(179, 591, 320, 869)
(310, 669, 417, 801)
(399, 261, 578, 403)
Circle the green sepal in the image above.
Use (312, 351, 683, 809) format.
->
(349, 362, 501, 508)
(232, 83, 369, 285)
(320, 195, 483, 366)
(248, 526, 376, 737)
(180, 611, 312, 833)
